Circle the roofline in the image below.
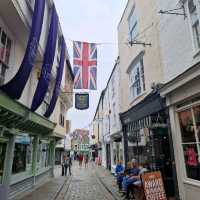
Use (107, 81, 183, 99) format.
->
(117, 0, 129, 30)
(160, 60, 200, 96)
(92, 57, 120, 121)
(93, 89, 105, 121)
(104, 56, 119, 91)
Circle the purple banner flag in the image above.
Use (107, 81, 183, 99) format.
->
(44, 37, 66, 118)
(0, 0, 45, 99)
(31, 5, 58, 112)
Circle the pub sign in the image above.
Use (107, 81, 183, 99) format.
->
(75, 93, 89, 110)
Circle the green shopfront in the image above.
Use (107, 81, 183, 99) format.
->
(0, 92, 56, 199)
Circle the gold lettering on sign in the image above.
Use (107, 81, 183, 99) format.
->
(142, 171, 167, 200)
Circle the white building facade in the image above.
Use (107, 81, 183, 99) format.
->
(0, 0, 73, 199)
(158, 0, 200, 199)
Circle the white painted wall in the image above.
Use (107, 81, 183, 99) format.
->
(157, 1, 200, 199)
(156, 0, 200, 82)
(118, 0, 163, 113)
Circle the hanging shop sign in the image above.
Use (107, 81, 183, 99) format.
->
(75, 93, 89, 110)
(142, 171, 167, 200)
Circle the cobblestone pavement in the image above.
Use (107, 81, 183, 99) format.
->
(19, 166, 67, 200)
(60, 162, 122, 200)
(19, 163, 123, 200)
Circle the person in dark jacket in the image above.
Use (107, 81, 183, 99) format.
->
(63, 155, 72, 176)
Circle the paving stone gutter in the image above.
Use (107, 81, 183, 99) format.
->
(94, 166, 123, 200)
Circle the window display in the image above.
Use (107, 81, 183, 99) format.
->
(178, 106, 200, 180)
(12, 136, 33, 174)
(12, 144, 26, 174)
(38, 142, 50, 168)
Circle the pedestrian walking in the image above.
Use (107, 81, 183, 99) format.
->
(63, 154, 72, 176)
(79, 153, 83, 167)
(84, 154, 89, 168)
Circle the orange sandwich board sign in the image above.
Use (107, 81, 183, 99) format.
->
(141, 171, 167, 200)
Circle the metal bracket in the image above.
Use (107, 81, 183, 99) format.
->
(159, 5, 187, 19)
(128, 40, 152, 47)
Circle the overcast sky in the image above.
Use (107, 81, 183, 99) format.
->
(55, 0, 128, 132)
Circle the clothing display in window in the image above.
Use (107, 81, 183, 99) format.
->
(185, 147, 198, 167)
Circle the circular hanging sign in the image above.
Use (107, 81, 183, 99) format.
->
(92, 135, 95, 139)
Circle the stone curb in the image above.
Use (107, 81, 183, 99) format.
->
(95, 168, 122, 200)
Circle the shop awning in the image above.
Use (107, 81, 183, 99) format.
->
(120, 90, 167, 131)
(0, 92, 56, 135)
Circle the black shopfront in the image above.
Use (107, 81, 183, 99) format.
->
(120, 90, 178, 198)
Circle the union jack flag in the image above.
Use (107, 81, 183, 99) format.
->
(73, 41, 97, 90)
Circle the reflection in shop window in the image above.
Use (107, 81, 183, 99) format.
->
(194, 106, 200, 140)
(179, 109, 195, 143)
(0, 142, 7, 183)
(178, 107, 200, 181)
(12, 144, 26, 174)
(12, 136, 33, 174)
(38, 143, 50, 168)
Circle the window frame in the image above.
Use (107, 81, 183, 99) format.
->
(59, 101, 65, 127)
(0, 27, 12, 85)
(177, 101, 200, 181)
(187, 0, 200, 53)
(127, 52, 145, 102)
(128, 4, 138, 42)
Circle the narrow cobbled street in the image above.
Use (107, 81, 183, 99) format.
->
(20, 162, 123, 200)
(56, 162, 122, 200)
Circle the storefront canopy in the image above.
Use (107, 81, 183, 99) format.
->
(0, 92, 55, 135)
(120, 90, 167, 131)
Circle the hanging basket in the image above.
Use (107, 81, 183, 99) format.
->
(92, 135, 95, 139)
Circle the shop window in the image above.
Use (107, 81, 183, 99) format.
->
(12, 136, 33, 174)
(0, 142, 7, 183)
(179, 109, 196, 143)
(178, 106, 200, 180)
(12, 144, 27, 174)
(38, 143, 50, 168)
